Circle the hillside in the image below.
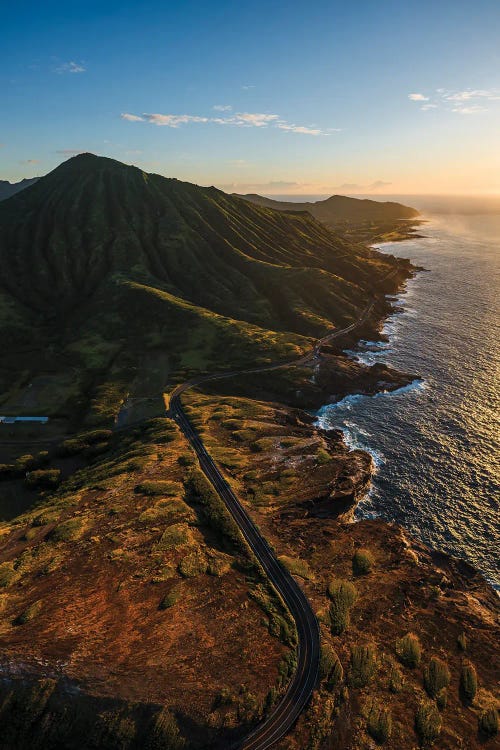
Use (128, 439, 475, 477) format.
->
(234, 193, 421, 242)
(0, 177, 39, 202)
(0, 154, 411, 429)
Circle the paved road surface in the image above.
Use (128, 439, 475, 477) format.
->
(167, 296, 380, 749)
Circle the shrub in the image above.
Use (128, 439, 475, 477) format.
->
(153, 524, 189, 552)
(349, 644, 378, 688)
(389, 666, 404, 693)
(177, 454, 194, 466)
(423, 656, 451, 697)
(460, 661, 477, 701)
(415, 700, 441, 747)
(15, 599, 43, 625)
(367, 705, 392, 744)
(135, 480, 181, 497)
(0, 562, 18, 587)
(436, 688, 448, 710)
(25, 469, 61, 489)
(352, 548, 374, 575)
(145, 708, 185, 750)
(457, 631, 467, 651)
(320, 645, 344, 689)
(178, 550, 207, 578)
(51, 518, 85, 542)
(159, 588, 180, 610)
(327, 579, 357, 635)
(396, 632, 422, 668)
(316, 448, 332, 465)
(479, 708, 498, 738)
(15, 454, 36, 471)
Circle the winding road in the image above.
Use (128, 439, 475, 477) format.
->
(167, 297, 379, 749)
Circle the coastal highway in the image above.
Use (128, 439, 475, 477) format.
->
(166, 295, 380, 749)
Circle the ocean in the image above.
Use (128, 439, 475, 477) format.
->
(316, 206, 500, 589)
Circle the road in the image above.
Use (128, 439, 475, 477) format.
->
(167, 295, 380, 749)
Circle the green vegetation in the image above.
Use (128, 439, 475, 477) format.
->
(367, 704, 392, 744)
(159, 588, 181, 610)
(279, 555, 313, 580)
(135, 480, 181, 496)
(327, 579, 357, 635)
(153, 524, 190, 552)
(178, 550, 207, 578)
(459, 660, 478, 701)
(0, 561, 19, 587)
(352, 548, 374, 575)
(396, 632, 422, 668)
(423, 656, 451, 698)
(0, 153, 408, 425)
(185, 469, 244, 551)
(51, 518, 85, 542)
(319, 644, 344, 690)
(389, 665, 404, 693)
(479, 707, 499, 738)
(25, 469, 61, 489)
(15, 599, 43, 625)
(348, 644, 378, 688)
(415, 700, 441, 747)
(457, 631, 467, 652)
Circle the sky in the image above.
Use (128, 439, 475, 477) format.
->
(1, 0, 500, 195)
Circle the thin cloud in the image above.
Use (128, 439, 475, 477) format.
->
(452, 104, 487, 115)
(213, 104, 232, 111)
(122, 110, 333, 135)
(55, 61, 86, 74)
(242, 85, 255, 90)
(55, 149, 87, 155)
(408, 88, 500, 114)
(20, 159, 39, 164)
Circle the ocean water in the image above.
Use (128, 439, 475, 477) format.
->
(317, 211, 500, 588)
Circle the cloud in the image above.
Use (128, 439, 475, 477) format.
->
(444, 89, 500, 102)
(408, 88, 500, 114)
(55, 149, 87, 155)
(122, 110, 333, 135)
(275, 123, 324, 135)
(452, 105, 487, 115)
(242, 85, 255, 90)
(55, 61, 86, 74)
(121, 113, 145, 122)
(20, 159, 39, 164)
(213, 104, 232, 111)
(333, 180, 392, 192)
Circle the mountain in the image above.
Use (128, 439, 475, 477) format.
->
(234, 192, 420, 241)
(0, 177, 39, 201)
(0, 154, 411, 427)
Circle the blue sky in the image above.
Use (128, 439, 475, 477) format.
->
(2, 0, 499, 193)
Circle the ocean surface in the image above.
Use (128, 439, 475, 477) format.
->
(317, 209, 500, 589)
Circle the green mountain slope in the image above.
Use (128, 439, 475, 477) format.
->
(234, 192, 420, 240)
(0, 154, 410, 426)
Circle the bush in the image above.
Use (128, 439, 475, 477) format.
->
(389, 665, 404, 693)
(159, 588, 180, 610)
(352, 548, 374, 575)
(153, 524, 189, 552)
(320, 645, 344, 690)
(316, 448, 332, 465)
(436, 688, 448, 710)
(396, 632, 422, 668)
(25, 469, 61, 489)
(415, 700, 441, 747)
(457, 631, 467, 651)
(178, 550, 207, 578)
(177, 454, 194, 466)
(0, 562, 18, 587)
(367, 705, 392, 744)
(135, 480, 181, 496)
(479, 708, 498, 738)
(51, 518, 85, 542)
(349, 644, 378, 688)
(460, 661, 477, 701)
(327, 579, 357, 635)
(15, 599, 43, 625)
(145, 708, 185, 750)
(423, 656, 451, 697)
